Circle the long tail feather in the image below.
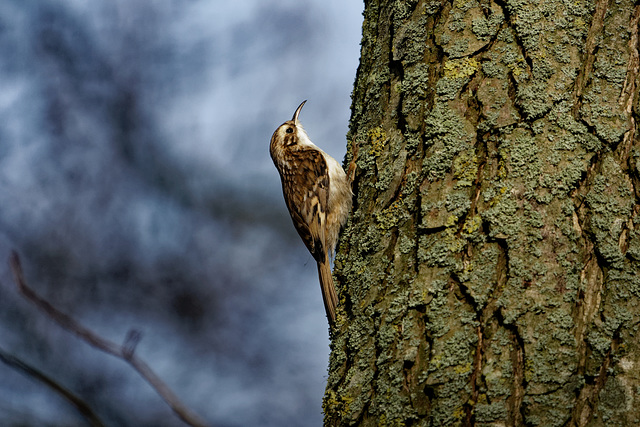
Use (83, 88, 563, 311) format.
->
(317, 257, 338, 326)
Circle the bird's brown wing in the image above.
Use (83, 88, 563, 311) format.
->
(279, 148, 329, 263)
(279, 148, 338, 324)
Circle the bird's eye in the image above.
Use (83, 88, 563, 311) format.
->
(286, 127, 293, 134)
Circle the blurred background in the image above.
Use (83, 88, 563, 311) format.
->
(0, 1, 362, 426)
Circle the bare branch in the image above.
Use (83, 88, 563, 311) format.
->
(9, 251, 209, 427)
(0, 346, 105, 427)
(122, 329, 143, 360)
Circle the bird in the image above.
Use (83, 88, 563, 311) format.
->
(269, 100, 352, 326)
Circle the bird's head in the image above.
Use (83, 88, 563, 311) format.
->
(269, 100, 313, 159)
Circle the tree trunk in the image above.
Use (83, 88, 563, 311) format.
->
(325, 0, 640, 426)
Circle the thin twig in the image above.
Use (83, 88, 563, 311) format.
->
(9, 251, 208, 427)
(0, 346, 105, 427)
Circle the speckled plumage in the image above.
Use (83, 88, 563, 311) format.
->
(269, 101, 352, 326)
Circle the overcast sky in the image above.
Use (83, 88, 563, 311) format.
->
(0, 1, 363, 425)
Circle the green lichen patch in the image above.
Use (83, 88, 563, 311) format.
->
(444, 57, 480, 80)
(368, 127, 388, 157)
(476, 77, 519, 129)
(471, 12, 505, 41)
(437, 0, 502, 58)
(375, 197, 407, 230)
(423, 102, 475, 180)
(423, 325, 478, 425)
(584, 155, 635, 266)
(436, 58, 480, 100)
(452, 150, 479, 188)
(421, 177, 462, 230)
(475, 401, 508, 423)
(458, 243, 500, 308)
(392, 12, 430, 65)
(516, 81, 553, 120)
(482, 190, 520, 239)
(401, 64, 431, 130)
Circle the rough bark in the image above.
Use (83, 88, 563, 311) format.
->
(325, 0, 640, 426)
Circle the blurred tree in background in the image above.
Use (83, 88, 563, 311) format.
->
(326, 0, 640, 425)
(0, 2, 363, 426)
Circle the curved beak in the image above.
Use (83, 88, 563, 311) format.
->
(292, 100, 307, 124)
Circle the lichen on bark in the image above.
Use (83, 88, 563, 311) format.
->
(326, 0, 640, 426)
